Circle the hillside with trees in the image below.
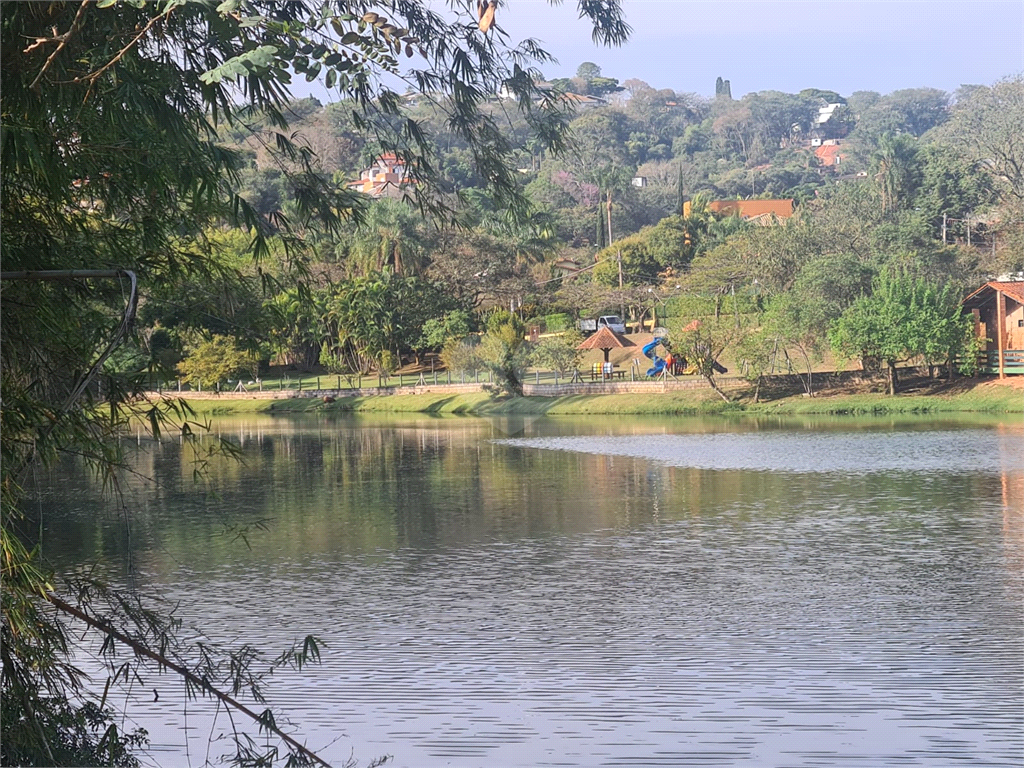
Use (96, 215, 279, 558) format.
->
(138, 66, 1023, 391)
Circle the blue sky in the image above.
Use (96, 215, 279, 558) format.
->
(291, 0, 1023, 101)
(496, 0, 1024, 97)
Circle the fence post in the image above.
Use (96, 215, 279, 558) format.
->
(317, 377, 321, 391)
(259, 379, 262, 392)
(536, 370, 540, 384)
(434, 371, 437, 385)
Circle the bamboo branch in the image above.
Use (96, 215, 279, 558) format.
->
(76, 7, 170, 92)
(28, 0, 89, 92)
(47, 594, 333, 768)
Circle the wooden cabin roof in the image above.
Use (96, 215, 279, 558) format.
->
(962, 280, 1024, 308)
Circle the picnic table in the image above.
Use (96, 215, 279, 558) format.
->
(590, 364, 627, 381)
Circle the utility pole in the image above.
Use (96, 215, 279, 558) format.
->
(941, 213, 947, 245)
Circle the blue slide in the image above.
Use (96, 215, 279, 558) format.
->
(643, 337, 666, 377)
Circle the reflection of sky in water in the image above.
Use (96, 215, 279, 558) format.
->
(494, 430, 1024, 475)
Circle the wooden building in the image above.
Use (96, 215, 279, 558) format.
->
(962, 280, 1024, 376)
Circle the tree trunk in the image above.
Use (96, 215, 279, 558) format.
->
(706, 374, 731, 402)
(887, 360, 898, 396)
(798, 347, 813, 395)
(753, 375, 761, 404)
(606, 191, 613, 245)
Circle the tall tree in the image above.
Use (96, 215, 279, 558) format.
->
(944, 75, 1024, 205)
(346, 198, 428, 276)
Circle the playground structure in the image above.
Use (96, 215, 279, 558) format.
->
(642, 337, 669, 377)
(641, 335, 727, 377)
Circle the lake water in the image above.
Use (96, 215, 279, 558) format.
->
(32, 413, 1024, 767)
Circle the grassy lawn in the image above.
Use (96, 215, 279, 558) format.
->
(169, 376, 1022, 417)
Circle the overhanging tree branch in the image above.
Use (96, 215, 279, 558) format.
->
(46, 594, 333, 768)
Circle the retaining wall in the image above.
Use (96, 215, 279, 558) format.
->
(150, 377, 747, 401)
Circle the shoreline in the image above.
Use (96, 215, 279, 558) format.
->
(161, 377, 1023, 418)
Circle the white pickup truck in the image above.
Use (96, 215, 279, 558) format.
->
(580, 315, 627, 335)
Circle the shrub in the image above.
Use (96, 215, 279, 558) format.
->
(542, 313, 572, 333)
(176, 336, 250, 389)
(532, 330, 584, 375)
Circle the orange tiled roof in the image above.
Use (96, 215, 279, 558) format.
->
(814, 144, 845, 165)
(707, 199, 794, 219)
(962, 280, 1024, 306)
(576, 326, 634, 350)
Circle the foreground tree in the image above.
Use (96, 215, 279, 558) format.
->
(1, 1, 630, 764)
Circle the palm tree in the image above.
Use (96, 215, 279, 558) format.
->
(348, 198, 428, 276)
(874, 133, 920, 217)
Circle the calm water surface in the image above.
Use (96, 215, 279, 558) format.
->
(34, 413, 1024, 767)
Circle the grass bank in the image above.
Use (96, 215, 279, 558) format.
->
(174, 378, 1022, 418)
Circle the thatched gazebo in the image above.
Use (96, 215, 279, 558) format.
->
(576, 326, 635, 363)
